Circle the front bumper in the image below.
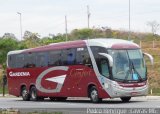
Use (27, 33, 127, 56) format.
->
(110, 83, 148, 98)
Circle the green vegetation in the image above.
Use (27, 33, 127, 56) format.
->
(0, 28, 160, 95)
(0, 86, 8, 94)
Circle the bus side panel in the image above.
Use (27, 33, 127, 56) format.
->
(7, 66, 110, 98)
(7, 68, 31, 97)
(58, 65, 110, 98)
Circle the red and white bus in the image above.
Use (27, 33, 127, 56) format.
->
(7, 38, 153, 103)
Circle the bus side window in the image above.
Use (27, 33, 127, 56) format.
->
(62, 48, 76, 65)
(91, 46, 109, 78)
(8, 55, 16, 68)
(99, 59, 109, 78)
(48, 50, 62, 66)
(76, 48, 84, 64)
(82, 51, 91, 66)
(25, 53, 36, 68)
(36, 52, 48, 67)
(16, 54, 25, 68)
(76, 47, 92, 67)
(67, 48, 76, 65)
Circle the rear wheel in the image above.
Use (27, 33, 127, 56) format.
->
(30, 86, 38, 101)
(89, 86, 102, 103)
(21, 86, 30, 101)
(120, 97, 131, 102)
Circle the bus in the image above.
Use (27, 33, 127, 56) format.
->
(7, 38, 153, 103)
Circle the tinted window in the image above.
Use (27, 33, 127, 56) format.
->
(76, 47, 92, 67)
(16, 54, 25, 68)
(91, 46, 109, 78)
(48, 50, 62, 66)
(8, 55, 16, 68)
(36, 52, 48, 67)
(25, 53, 36, 68)
(62, 48, 76, 65)
(99, 59, 109, 78)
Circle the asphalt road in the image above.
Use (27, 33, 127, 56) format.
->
(0, 96, 160, 114)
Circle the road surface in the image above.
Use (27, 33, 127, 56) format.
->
(0, 96, 160, 114)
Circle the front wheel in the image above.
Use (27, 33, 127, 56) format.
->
(21, 87, 30, 101)
(120, 97, 131, 102)
(89, 86, 102, 103)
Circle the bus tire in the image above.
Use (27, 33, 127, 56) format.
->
(21, 86, 30, 101)
(120, 97, 131, 102)
(89, 86, 101, 103)
(50, 97, 56, 101)
(30, 86, 38, 101)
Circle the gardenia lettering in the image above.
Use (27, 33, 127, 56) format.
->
(9, 72, 30, 77)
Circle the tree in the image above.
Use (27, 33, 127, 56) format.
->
(101, 26, 113, 38)
(23, 31, 41, 48)
(70, 28, 93, 40)
(40, 37, 54, 45)
(147, 20, 160, 48)
(2, 33, 17, 40)
(0, 38, 19, 68)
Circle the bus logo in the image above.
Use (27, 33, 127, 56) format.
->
(9, 71, 30, 77)
(36, 66, 69, 93)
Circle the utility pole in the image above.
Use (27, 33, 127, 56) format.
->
(17, 12, 23, 40)
(128, 0, 131, 40)
(87, 5, 91, 28)
(65, 15, 68, 41)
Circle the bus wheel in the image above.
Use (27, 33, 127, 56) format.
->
(49, 97, 56, 101)
(89, 86, 101, 103)
(120, 97, 131, 102)
(21, 87, 30, 101)
(30, 86, 38, 101)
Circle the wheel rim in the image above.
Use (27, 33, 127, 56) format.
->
(31, 90, 36, 99)
(91, 89, 98, 101)
(22, 89, 28, 98)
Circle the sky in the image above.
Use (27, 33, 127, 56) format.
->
(0, 0, 160, 40)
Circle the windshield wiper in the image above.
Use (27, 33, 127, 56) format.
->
(124, 60, 143, 82)
(131, 62, 143, 82)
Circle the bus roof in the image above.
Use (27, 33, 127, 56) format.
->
(87, 38, 139, 49)
(8, 38, 139, 55)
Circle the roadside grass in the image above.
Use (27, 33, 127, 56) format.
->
(148, 88, 160, 96)
(0, 86, 8, 94)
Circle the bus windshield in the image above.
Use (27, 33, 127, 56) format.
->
(108, 49, 146, 82)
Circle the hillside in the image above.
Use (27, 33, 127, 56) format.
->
(139, 40, 160, 95)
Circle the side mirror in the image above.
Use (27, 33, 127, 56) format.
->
(99, 53, 113, 67)
(143, 53, 154, 65)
